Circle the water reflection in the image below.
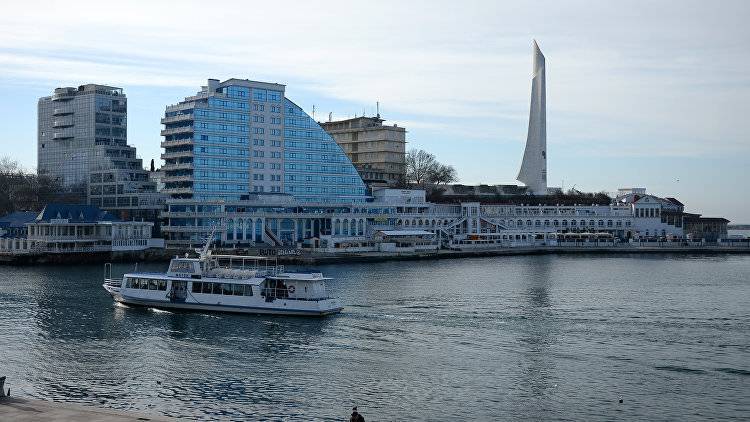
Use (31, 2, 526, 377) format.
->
(1, 255, 748, 420)
(516, 255, 557, 403)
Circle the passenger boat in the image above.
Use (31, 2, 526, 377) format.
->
(102, 236, 342, 316)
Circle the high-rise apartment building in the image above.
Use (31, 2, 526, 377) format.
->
(37, 84, 162, 221)
(160, 78, 367, 203)
(320, 116, 406, 188)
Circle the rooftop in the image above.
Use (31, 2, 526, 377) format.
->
(36, 204, 119, 223)
(0, 211, 38, 228)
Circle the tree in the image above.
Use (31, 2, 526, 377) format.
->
(430, 163, 458, 185)
(405, 149, 458, 186)
(0, 157, 71, 216)
(405, 149, 436, 186)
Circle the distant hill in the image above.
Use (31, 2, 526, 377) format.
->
(728, 224, 750, 230)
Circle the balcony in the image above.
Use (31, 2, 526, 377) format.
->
(162, 187, 194, 195)
(162, 162, 194, 171)
(52, 107, 74, 116)
(161, 114, 194, 124)
(161, 151, 194, 160)
(52, 117, 74, 128)
(160, 126, 194, 136)
(161, 138, 194, 148)
(163, 174, 194, 183)
(52, 89, 76, 101)
(52, 129, 74, 140)
(165, 102, 207, 113)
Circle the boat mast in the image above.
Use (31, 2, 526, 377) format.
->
(199, 226, 218, 260)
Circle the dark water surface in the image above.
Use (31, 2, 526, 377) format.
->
(1, 254, 749, 421)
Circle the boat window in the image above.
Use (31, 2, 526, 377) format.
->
(140, 279, 149, 289)
(158, 280, 167, 291)
(148, 279, 158, 290)
(244, 285, 253, 296)
(233, 284, 244, 296)
(222, 283, 233, 295)
(203, 282, 213, 294)
(125, 278, 132, 288)
(169, 261, 194, 273)
(212, 283, 222, 295)
(192, 282, 202, 293)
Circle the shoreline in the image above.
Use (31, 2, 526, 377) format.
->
(2, 245, 750, 266)
(0, 396, 174, 421)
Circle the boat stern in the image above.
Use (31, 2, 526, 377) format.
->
(317, 298, 344, 315)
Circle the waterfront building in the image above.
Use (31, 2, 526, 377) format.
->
(320, 116, 406, 187)
(0, 212, 37, 238)
(160, 78, 367, 203)
(37, 84, 163, 222)
(517, 40, 548, 195)
(615, 190, 685, 238)
(160, 186, 666, 249)
(0, 204, 163, 256)
(684, 216, 729, 242)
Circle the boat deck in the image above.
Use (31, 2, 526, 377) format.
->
(0, 396, 174, 421)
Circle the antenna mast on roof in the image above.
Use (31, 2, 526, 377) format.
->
(312, 105, 315, 120)
(376, 101, 380, 118)
(328, 112, 332, 122)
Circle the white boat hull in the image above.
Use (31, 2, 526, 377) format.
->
(104, 285, 343, 316)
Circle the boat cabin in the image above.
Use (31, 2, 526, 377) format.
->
(166, 258, 203, 278)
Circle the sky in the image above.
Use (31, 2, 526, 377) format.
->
(0, 0, 748, 222)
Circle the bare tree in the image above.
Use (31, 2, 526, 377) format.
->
(406, 149, 436, 186)
(0, 157, 69, 215)
(406, 149, 458, 186)
(429, 163, 458, 185)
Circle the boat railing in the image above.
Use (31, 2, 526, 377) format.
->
(207, 255, 286, 276)
(103, 263, 122, 287)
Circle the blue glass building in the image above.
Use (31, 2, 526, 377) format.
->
(161, 78, 366, 203)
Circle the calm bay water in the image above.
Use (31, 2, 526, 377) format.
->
(1, 254, 749, 421)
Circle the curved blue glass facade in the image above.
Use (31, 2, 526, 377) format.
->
(161, 78, 367, 203)
(283, 99, 367, 203)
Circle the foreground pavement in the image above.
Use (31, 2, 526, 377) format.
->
(0, 396, 174, 421)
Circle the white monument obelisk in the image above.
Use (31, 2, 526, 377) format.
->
(517, 40, 547, 195)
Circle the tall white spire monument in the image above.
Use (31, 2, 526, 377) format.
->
(517, 40, 548, 195)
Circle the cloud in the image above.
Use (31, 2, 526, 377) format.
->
(1, 0, 749, 163)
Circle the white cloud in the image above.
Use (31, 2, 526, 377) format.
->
(0, 0, 748, 161)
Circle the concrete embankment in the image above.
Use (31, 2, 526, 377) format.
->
(270, 245, 750, 265)
(0, 248, 175, 265)
(2, 245, 749, 266)
(0, 396, 174, 421)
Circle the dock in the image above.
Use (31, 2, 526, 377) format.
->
(0, 396, 174, 421)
